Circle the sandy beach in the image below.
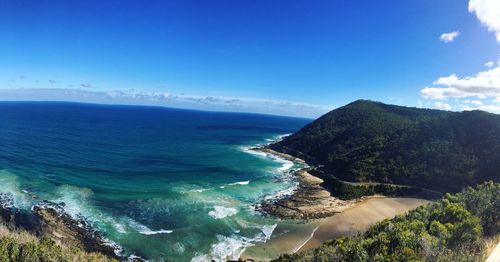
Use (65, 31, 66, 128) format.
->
(243, 196, 429, 260)
(298, 196, 430, 251)
(244, 145, 431, 261)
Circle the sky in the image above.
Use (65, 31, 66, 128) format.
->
(0, 0, 499, 118)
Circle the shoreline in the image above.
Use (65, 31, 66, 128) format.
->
(251, 145, 355, 220)
(0, 198, 124, 260)
(298, 196, 430, 251)
(242, 196, 430, 261)
(243, 144, 431, 261)
(292, 224, 320, 253)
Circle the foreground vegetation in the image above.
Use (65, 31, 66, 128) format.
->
(273, 100, 500, 192)
(274, 181, 499, 262)
(0, 223, 116, 262)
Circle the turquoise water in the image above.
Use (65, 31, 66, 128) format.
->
(0, 102, 310, 261)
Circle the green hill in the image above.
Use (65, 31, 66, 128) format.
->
(271, 100, 500, 193)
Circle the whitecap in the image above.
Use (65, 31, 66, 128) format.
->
(191, 235, 248, 262)
(189, 188, 210, 193)
(277, 160, 294, 172)
(226, 180, 250, 186)
(276, 133, 292, 140)
(264, 153, 295, 172)
(239, 146, 267, 157)
(53, 185, 93, 218)
(127, 219, 173, 235)
(191, 254, 210, 262)
(113, 223, 127, 234)
(263, 182, 299, 201)
(210, 235, 248, 261)
(0, 171, 31, 209)
(239, 140, 295, 173)
(101, 238, 124, 257)
(191, 223, 277, 261)
(128, 254, 147, 261)
(208, 206, 238, 219)
(260, 224, 277, 240)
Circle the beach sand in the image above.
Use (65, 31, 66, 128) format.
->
(242, 196, 429, 261)
(246, 145, 430, 261)
(241, 220, 322, 261)
(298, 196, 429, 251)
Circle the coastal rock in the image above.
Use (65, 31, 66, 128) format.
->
(250, 146, 306, 164)
(0, 192, 15, 209)
(32, 200, 120, 259)
(258, 168, 353, 219)
(0, 193, 41, 232)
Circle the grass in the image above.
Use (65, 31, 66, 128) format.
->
(0, 223, 117, 262)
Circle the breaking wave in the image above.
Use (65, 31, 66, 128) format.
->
(191, 223, 277, 262)
(208, 206, 238, 219)
(127, 219, 173, 235)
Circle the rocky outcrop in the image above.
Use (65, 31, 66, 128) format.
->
(258, 169, 354, 219)
(0, 193, 41, 232)
(250, 146, 306, 164)
(32, 201, 120, 259)
(0, 193, 122, 260)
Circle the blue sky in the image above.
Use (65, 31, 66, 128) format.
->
(1, 0, 499, 117)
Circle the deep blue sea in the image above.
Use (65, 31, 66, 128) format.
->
(0, 102, 311, 261)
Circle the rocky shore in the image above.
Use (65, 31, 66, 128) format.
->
(259, 168, 354, 219)
(0, 194, 131, 261)
(252, 146, 307, 165)
(32, 201, 120, 259)
(252, 146, 354, 219)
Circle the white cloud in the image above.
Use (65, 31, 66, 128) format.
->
(463, 99, 484, 105)
(469, 0, 500, 42)
(420, 0, 500, 115)
(420, 66, 500, 99)
(0, 88, 330, 118)
(434, 101, 452, 110)
(460, 104, 500, 113)
(477, 104, 500, 112)
(440, 31, 460, 43)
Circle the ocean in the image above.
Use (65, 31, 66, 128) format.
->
(0, 101, 311, 261)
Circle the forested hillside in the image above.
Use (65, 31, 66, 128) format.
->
(272, 100, 500, 192)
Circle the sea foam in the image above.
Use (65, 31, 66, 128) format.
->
(127, 219, 173, 235)
(239, 133, 295, 173)
(0, 171, 32, 209)
(208, 206, 238, 219)
(227, 180, 250, 186)
(239, 146, 267, 157)
(191, 223, 277, 262)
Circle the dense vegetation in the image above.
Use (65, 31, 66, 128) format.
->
(272, 100, 500, 192)
(274, 181, 499, 262)
(312, 169, 440, 200)
(0, 224, 116, 262)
